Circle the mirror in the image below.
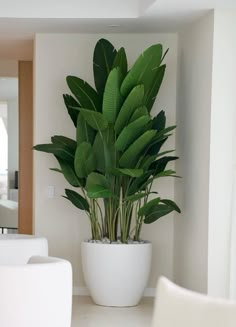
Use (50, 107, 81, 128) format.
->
(0, 77, 18, 233)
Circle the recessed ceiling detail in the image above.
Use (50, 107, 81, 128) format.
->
(0, 0, 156, 19)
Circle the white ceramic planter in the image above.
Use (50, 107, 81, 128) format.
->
(81, 241, 152, 307)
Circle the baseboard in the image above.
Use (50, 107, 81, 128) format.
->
(73, 287, 90, 296)
(73, 287, 156, 297)
(143, 288, 156, 297)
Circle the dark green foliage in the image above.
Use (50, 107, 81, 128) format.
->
(33, 38, 180, 242)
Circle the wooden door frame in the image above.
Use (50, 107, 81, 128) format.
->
(18, 61, 33, 234)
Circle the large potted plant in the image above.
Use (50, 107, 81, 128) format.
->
(34, 38, 180, 307)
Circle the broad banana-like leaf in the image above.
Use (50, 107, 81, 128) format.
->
(64, 189, 90, 211)
(86, 172, 108, 189)
(51, 135, 77, 152)
(115, 115, 150, 152)
(152, 110, 166, 131)
(144, 204, 173, 224)
(112, 47, 128, 78)
(160, 199, 181, 213)
(156, 150, 175, 158)
(138, 198, 161, 217)
(63, 94, 80, 126)
(139, 154, 157, 171)
(102, 67, 123, 123)
(115, 85, 145, 135)
(55, 156, 84, 187)
(66, 76, 101, 111)
(33, 143, 74, 163)
(129, 106, 149, 123)
(127, 171, 154, 195)
(93, 132, 105, 173)
(150, 156, 178, 175)
(154, 169, 177, 178)
(76, 114, 96, 146)
(110, 168, 143, 178)
(120, 44, 163, 97)
(74, 142, 96, 178)
(147, 126, 176, 153)
(80, 108, 108, 131)
(144, 65, 166, 112)
(87, 184, 113, 199)
(119, 130, 156, 168)
(93, 38, 117, 96)
(148, 137, 167, 156)
(125, 192, 150, 202)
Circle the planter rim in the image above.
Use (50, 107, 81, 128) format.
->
(82, 240, 152, 246)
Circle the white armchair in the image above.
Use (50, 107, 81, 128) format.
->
(0, 256, 72, 327)
(0, 234, 48, 264)
(152, 277, 236, 327)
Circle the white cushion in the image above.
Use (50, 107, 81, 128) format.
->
(152, 277, 236, 327)
(0, 256, 72, 327)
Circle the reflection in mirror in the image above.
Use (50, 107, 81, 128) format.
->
(0, 77, 18, 234)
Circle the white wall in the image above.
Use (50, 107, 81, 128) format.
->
(208, 10, 236, 298)
(175, 10, 236, 298)
(34, 33, 178, 291)
(7, 98, 19, 190)
(174, 12, 214, 293)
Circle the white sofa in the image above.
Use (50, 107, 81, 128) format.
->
(0, 256, 72, 327)
(0, 234, 48, 264)
(152, 277, 236, 327)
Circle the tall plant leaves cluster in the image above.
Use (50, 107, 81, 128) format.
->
(33, 38, 180, 242)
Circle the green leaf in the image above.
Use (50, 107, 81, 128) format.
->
(129, 106, 149, 123)
(152, 111, 166, 131)
(102, 67, 123, 123)
(87, 184, 113, 199)
(115, 115, 150, 151)
(74, 142, 96, 178)
(80, 109, 108, 131)
(93, 132, 105, 173)
(110, 168, 143, 178)
(51, 135, 77, 152)
(120, 44, 163, 98)
(76, 114, 96, 146)
(63, 94, 80, 126)
(115, 85, 145, 135)
(33, 143, 74, 162)
(127, 171, 154, 195)
(119, 130, 156, 168)
(93, 38, 117, 96)
(138, 198, 161, 217)
(112, 47, 128, 78)
(145, 65, 166, 112)
(148, 137, 167, 156)
(86, 172, 108, 189)
(144, 204, 173, 224)
(150, 157, 178, 175)
(147, 126, 176, 152)
(64, 189, 89, 211)
(125, 192, 150, 202)
(66, 76, 101, 112)
(139, 154, 157, 170)
(154, 169, 177, 178)
(160, 199, 181, 213)
(55, 156, 83, 187)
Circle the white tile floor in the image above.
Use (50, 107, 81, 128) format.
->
(71, 296, 154, 327)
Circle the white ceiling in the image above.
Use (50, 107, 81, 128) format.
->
(0, 0, 235, 59)
(0, 78, 18, 101)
